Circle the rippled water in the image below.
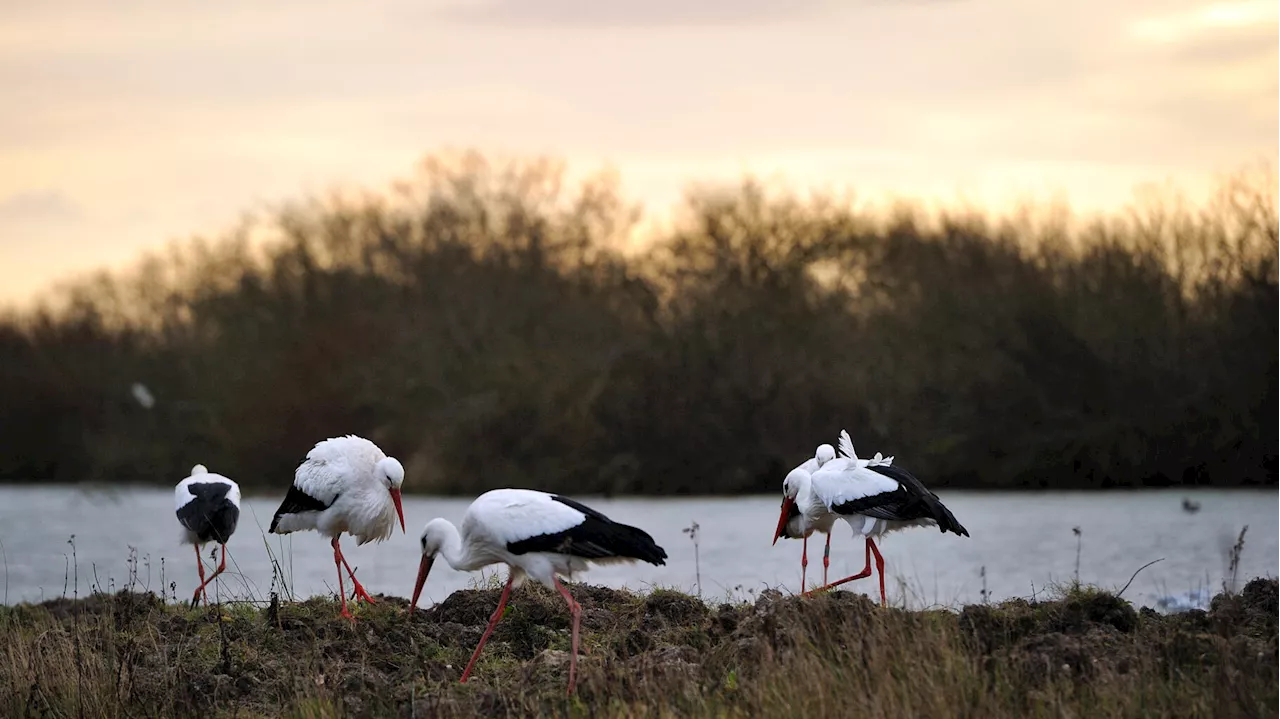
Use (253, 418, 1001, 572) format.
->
(0, 486, 1274, 610)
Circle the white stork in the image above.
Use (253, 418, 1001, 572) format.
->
(773, 431, 895, 588)
(774, 441, 837, 589)
(409, 488, 668, 695)
(773, 430, 966, 604)
(174, 464, 241, 607)
(269, 435, 406, 620)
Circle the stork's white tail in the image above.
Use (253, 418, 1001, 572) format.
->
(868, 452, 895, 467)
(838, 429, 857, 461)
(838, 429, 894, 468)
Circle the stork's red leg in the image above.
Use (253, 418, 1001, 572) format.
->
(823, 532, 832, 586)
(331, 537, 354, 621)
(190, 543, 229, 607)
(868, 537, 887, 606)
(552, 576, 583, 696)
(191, 543, 208, 607)
(805, 536, 873, 597)
(461, 572, 516, 683)
(800, 535, 809, 592)
(337, 549, 377, 603)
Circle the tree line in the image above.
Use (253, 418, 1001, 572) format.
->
(1, 152, 1275, 495)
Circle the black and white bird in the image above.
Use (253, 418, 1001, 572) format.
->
(269, 435, 406, 620)
(775, 441, 837, 589)
(409, 488, 668, 695)
(174, 464, 241, 607)
(773, 430, 967, 604)
(774, 431, 895, 589)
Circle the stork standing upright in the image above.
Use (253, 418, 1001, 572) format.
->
(409, 488, 668, 695)
(269, 435, 406, 620)
(773, 430, 966, 604)
(174, 464, 241, 607)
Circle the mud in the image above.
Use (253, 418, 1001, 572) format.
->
(2, 579, 1275, 718)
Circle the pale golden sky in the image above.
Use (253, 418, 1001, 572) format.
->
(1, 0, 1276, 305)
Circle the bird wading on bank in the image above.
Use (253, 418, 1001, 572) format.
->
(775, 441, 837, 589)
(409, 488, 668, 695)
(774, 430, 967, 603)
(774, 431, 896, 589)
(174, 464, 241, 607)
(269, 435, 406, 620)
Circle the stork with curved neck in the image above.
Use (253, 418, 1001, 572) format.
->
(772, 442, 838, 589)
(410, 488, 668, 695)
(773, 430, 969, 603)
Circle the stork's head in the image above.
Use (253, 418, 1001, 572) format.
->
(774, 467, 810, 545)
(410, 518, 451, 613)
(815, 444, 836, 465)
(376, 457, 406, 533)
(780, 467, 810, 502)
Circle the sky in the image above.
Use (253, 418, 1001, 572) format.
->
(0, 0, 1276, 306)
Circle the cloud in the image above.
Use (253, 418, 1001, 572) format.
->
(0, 190, 83, 223)
(434, 0, 837, 27)
(0, 0, 1275, 307)
(1130, 0, 1277, 44)
(1162, 20, 1277, 66)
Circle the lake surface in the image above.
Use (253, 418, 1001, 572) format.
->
(0, 486, 1274, 610)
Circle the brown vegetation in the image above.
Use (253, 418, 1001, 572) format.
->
(0, 578, 1275, 718)
(0, 152, 1275, 493)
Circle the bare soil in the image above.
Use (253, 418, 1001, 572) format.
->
(2, 579, 1275, 718)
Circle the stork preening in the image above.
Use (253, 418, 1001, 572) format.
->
(776, 441, 836, 589)
(174, 464, 241, 607)
(774, 432, 896, 588)
(773, 430, 968, 604)
(409, 488, 668, 695)
(269, 435, 406, 620)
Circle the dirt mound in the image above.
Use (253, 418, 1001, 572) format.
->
(1209, 577, 1278, 639)
(23, 588, 162, 623)
(958, 588, 1138, 652)
(2, 579, 1276, 718)
(1240, 577, 1278, 611)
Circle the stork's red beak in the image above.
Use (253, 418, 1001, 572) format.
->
(409, 554, 434, 614)
(772, 497, 795, 545)
(389, 489, 405, 533)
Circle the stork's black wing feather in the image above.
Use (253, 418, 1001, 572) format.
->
(831, 464, 970, 537)
(176, 481, 240, 543)
(269, 485, 335, 532)
(506, 495, 668, 565)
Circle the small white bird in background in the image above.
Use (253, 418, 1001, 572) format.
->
(174, 464, 241, 607)
(269, 435, 406, 620)
(409, 488, 668, 695)
(774, 429, 969, 604)
(130, 382, 155, 409)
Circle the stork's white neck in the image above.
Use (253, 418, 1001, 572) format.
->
(787, 468, 814, 502)
(425, 519, 486, 573)
(790, 469, 825, 521)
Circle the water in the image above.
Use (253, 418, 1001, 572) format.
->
(0, 486, 1274, 610)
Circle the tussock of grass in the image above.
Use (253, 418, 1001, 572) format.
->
(1, 579, 1275, 718)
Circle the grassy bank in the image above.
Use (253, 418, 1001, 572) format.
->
(1, 578, 1275, 718)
